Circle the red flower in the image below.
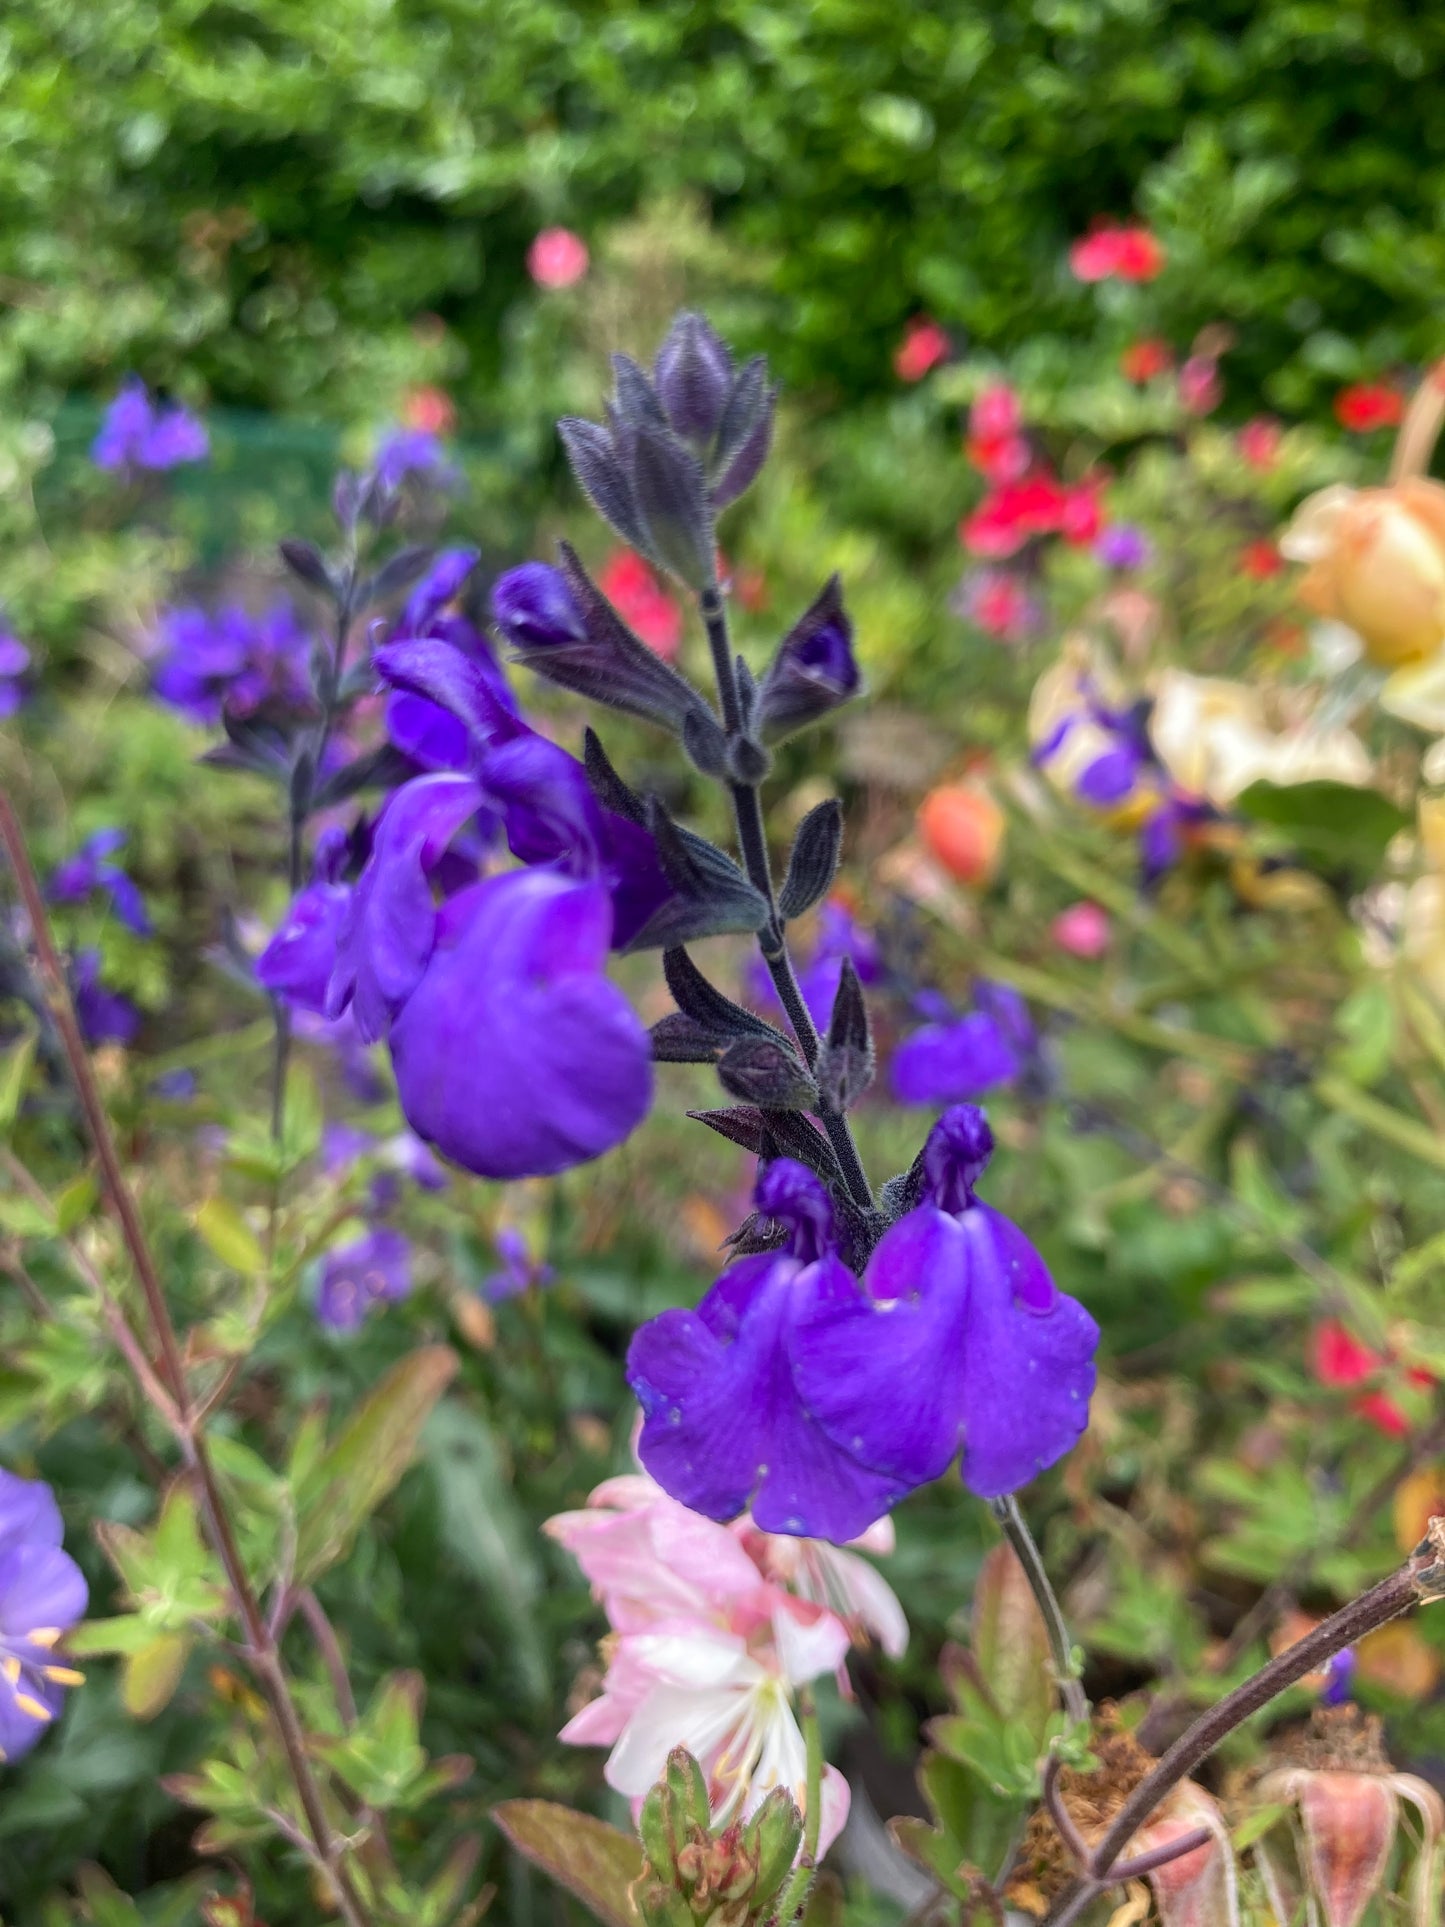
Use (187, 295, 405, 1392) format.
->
(1070, 224, 1166, 284)
(894, 317, 950, 382)
(1120, 337, 1173, 382)
(1060, 480, 1105, 546)
(1335, 382, 1405, 433)
(1310, 1320, 1434, 1437)
(597, 551, 683, 661)
(966, 431, 1031, 483)
(1241, 538, 1284, 579)
(402, 384, 456, 436)
(527, 227, 589, 290)
(1238, 416, 1282, 470)
(961, 475, 1070, 557)
(970, 384, 1022, 442)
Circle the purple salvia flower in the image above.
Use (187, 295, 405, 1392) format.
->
(92, 377, 208, 472)
(48, 830, 151, 936)
(1094, 524, 1152, 571)
(372, 428, 460, 494)
(381, 548, 520, 773)
(794, 1105, 1098, 1502)
(628, 1160, 913, 1541)
(389, 869, 653, 1179)
(256, 828, 353, 1014)
(0, 630, 30, 719)
(481, 1226, 556, 1302)
(0, 1468, 87, 1761)
(71, 951, 141, 1047)
(316, 1227, 413, 1332)
(891, 1010, 1021, 1106)
(151, 602, 313, 725)
(490, 563, 588, 651)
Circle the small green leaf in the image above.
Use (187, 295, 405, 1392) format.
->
(293, 1345, 458, 1583)
(55, 1170, 100, 1233)
(1235, 778, 1409, 880)
(494, 1801, 642, 1927)
(194, 1197, 266, 1275)
(121, 1632, 192, 1719)
(0, 1031, 37, 1133)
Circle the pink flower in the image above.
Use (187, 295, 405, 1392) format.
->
(969, 384, 1022, 443)
(1060, 481, 1105, 546)
(955, 566, 1042, 643)
(894, 318, 950, 382)
(597, 550, 683, 660)
(1238, 416, 1282, 470)
(527, 227, 590, 290)
(402, 384, 456, 435)
(1051, 901, 1111, 959)
(547, 1467, 908, 1853)
(1178, 355, 1222, 416)
(1069, 224, 1166, 284)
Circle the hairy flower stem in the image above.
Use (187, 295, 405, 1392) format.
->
(990, 1496, 1089, 1727)
(699, 589, 873, 1211)
(269, 552, 358, 1142)
(772, 1689, 824, 1925)
(0, 793, 377, 1927)
(1041, 1548, 1440, 1927)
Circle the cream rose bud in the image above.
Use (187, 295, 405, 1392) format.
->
(1283, 480, 1445, 668)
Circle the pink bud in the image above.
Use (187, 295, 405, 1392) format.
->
(1179, 356, 1222, 416)
(1134, 1787, 1237, 1927)
(1298, 1773, 1398, 1927)
(970, 384, 1022, 443)
(1052, 902, 1111, 959)
(527, 227, 589, 290)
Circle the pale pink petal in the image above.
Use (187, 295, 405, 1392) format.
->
(816, 1765, 852, 1856)
(559, 1695, 629, 1747)
(626, 1626, 757, 1691)
(848, 1518, 896, 1556)
(818, 1547, 909, 1659)
(605, 1684, 747, 1798)
(772, 1601, 852, 1684)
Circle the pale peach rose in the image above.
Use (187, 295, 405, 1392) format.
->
(1282, 480, 1445, 668)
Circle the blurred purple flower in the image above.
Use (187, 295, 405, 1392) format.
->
(372, 428, 460, 494)
(481, 1226, 555, 1302)
(1322, 1646, 1357, 1706)
(629, 1159, 913, 1540)
(316, 1227, 413, 1332)
(0, 630, 30, 719)
(92, 377, 208, 472)
(48, 830, 151, 936)
(490, 563, 587, 651)
(0, 1468, 87, 1762)
(748, 900, 881, 1031)
(72, 950, 141, 1047)
(381, 549, 518, 773)
(256, 833, 353, 1015)
(794, 1105, 1098, 1501)
(1094, 524, 1151, 571)
(151, 602, 313, 726)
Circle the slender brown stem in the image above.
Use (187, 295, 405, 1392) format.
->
(0, 793, 375, 1927)
(1042, 1554, 1433, 1927)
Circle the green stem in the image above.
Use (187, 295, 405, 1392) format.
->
(990, 1496, 1088, 1726)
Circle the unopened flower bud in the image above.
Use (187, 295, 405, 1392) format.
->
(1131, 1786, 1237, 1927)
(1282, 480, 1445, 668)
(656, 313, 735, 442)
(490, 563, 586, 650)
(743, 1787, 805, 1907)
(756, 577, 861, 741)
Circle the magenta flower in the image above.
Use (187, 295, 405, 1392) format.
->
(92, 377, 208, 472)
(795, 1106, 1098, 1501)
(0, 1469, 87, 1762)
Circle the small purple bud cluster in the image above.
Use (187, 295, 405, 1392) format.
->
(91, 378, 208, 474)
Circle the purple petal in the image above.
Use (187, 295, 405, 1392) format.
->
(0, 1542, 87, 1637)
(390, 870, 652, 1178)
(890, 1014, 1019, 1106)
(952, 1204, 1098, 1497)
(0, 1472, 62, 1555)
(257, 881, 353, 1013)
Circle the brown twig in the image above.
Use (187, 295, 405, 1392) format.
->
(0, 793, 375, 1927)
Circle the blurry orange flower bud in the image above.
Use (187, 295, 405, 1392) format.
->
(1282, 481, 1445, 668)
(917, 782, 1004, 887)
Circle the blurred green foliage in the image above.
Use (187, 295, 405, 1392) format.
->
(6, 0, 1445, 430)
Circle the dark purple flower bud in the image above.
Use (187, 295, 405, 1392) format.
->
(317, 1227, 412, 1332)
(558, 418, 649, 553)
(0, 1468, 87, 1761)
(654, 313, 734, 442)
(389, 869, 653, 1178)
(629, 425, 715, 590)
(756, 578, 861, 743)
(490, 563, 587, 650)
(500, 545, 710, 738)
(709, 357, 777, 508)
(256, 874, 353, 1015)
(628, 1159, 910, 1540)
(921, 1103, 996, 1209)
